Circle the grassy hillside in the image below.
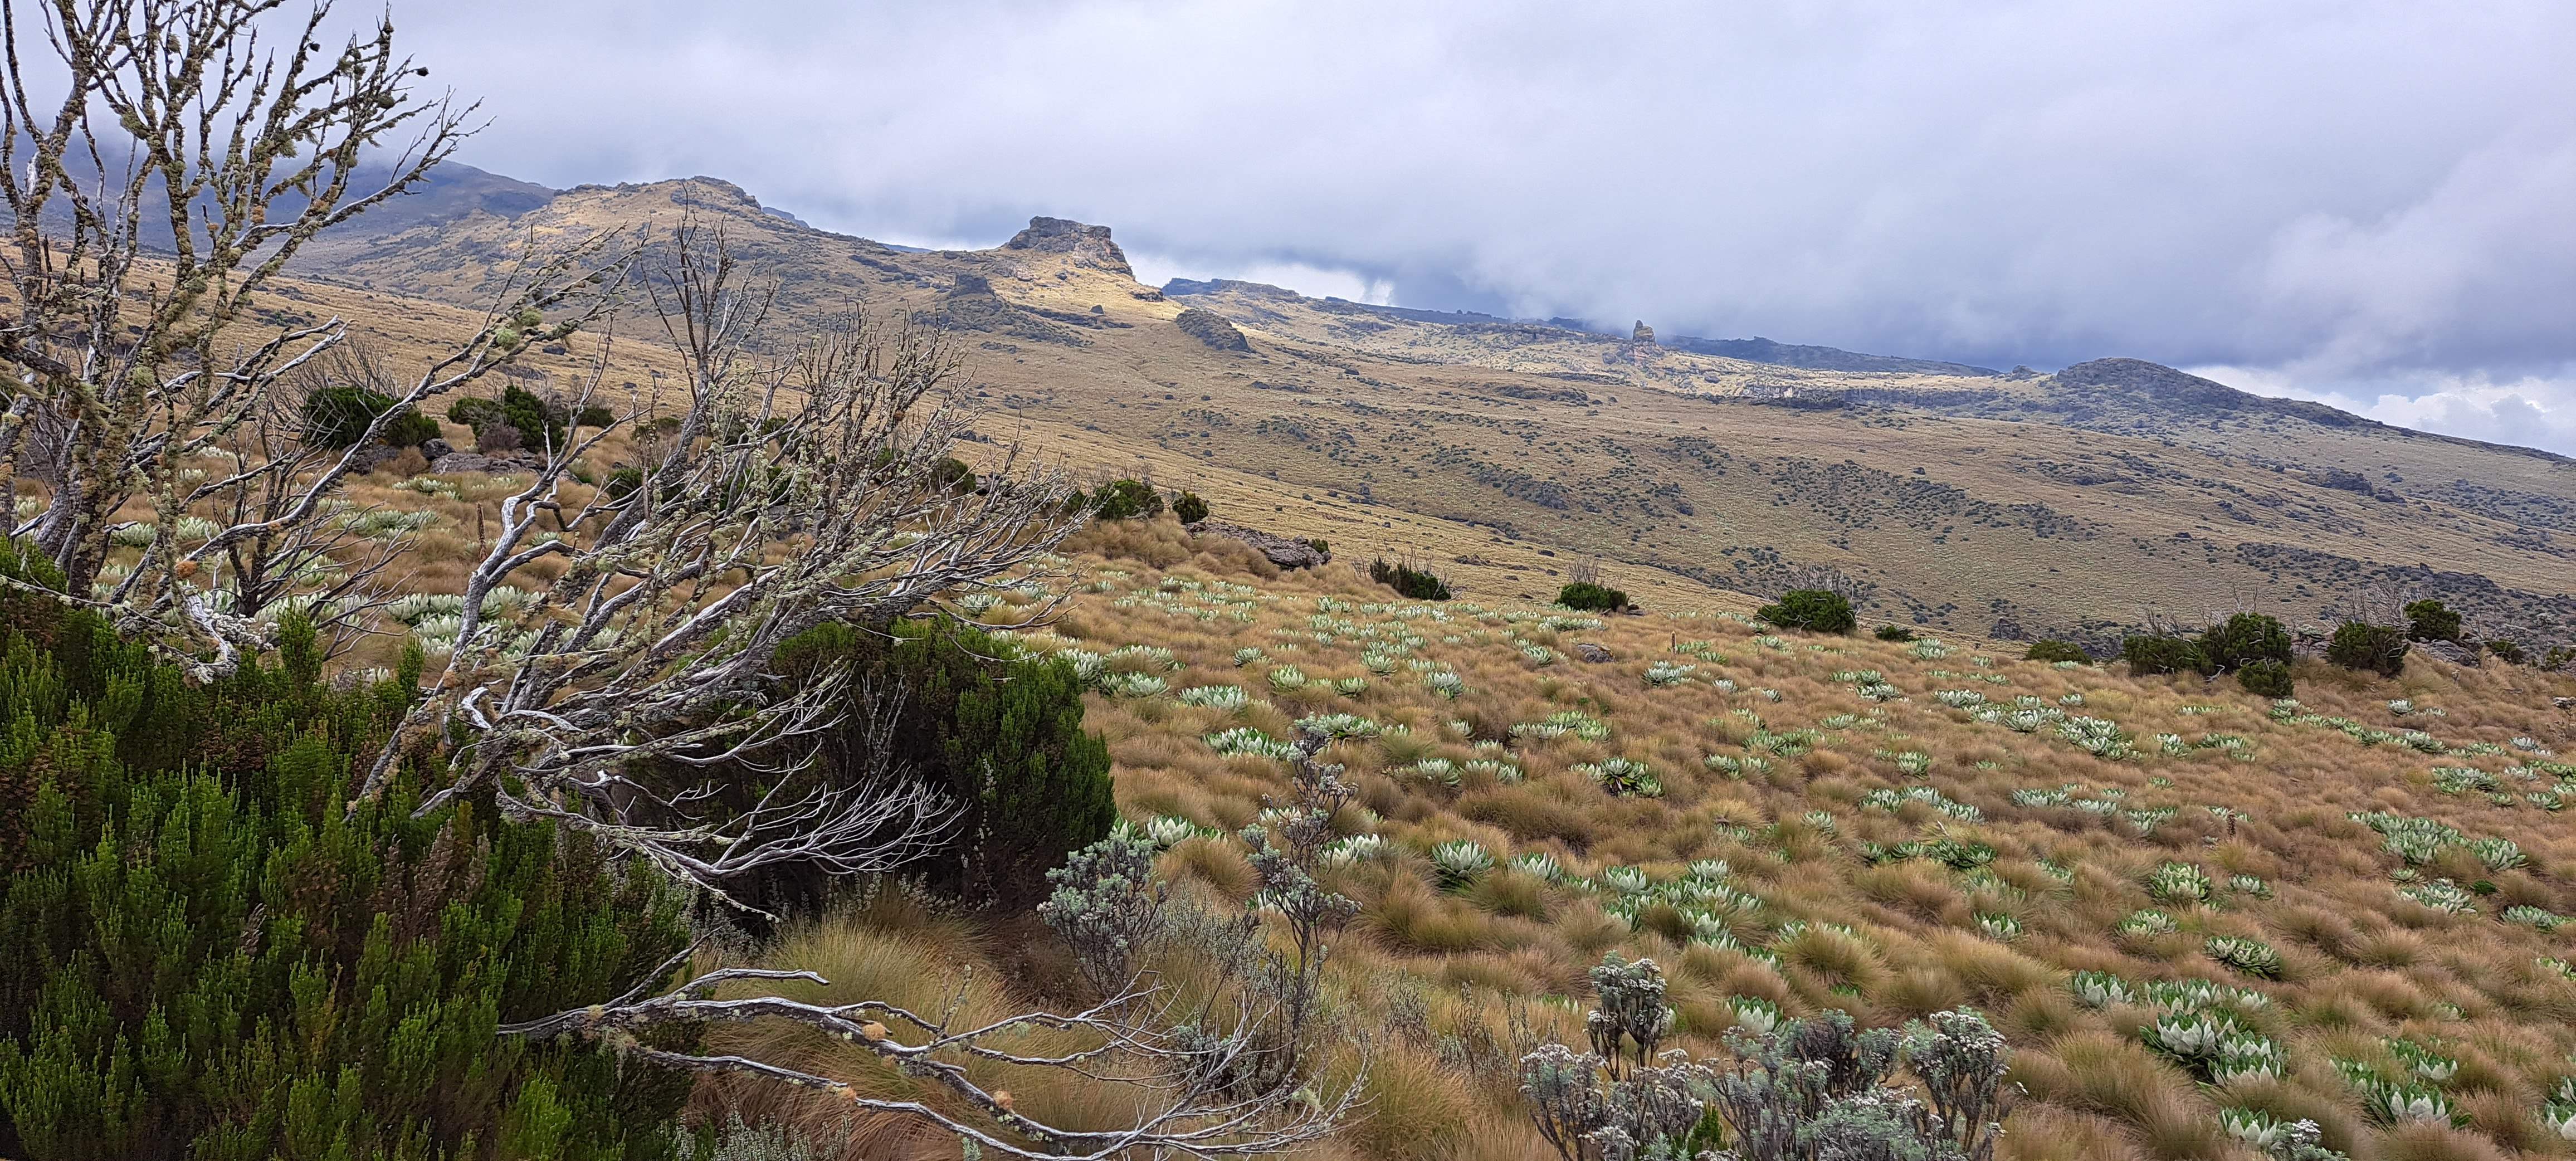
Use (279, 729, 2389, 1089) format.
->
(262, 173, 2576, 653)
(767, 516, 2576, 1160)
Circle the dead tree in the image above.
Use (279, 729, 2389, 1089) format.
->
(0, 0, 618, 677)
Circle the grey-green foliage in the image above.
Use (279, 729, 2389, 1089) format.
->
(1038, 832, 1171, 995)
(1708, 1009, 2014, 1161)
(678, 1115, 847, 1161)
(1588, 953, 1677, 1076)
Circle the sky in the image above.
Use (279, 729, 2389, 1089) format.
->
(377, 1, 2576, 453)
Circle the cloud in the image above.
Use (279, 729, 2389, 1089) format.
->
(375, 0, 2576, 450)
(2189, 364, 2576, 456)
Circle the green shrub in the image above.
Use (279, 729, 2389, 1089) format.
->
(2486, 639, 2527, 665)
(2404, 599, 2462, 642)
(1557, 581, 1630, 612)
(1369, 558, 1452, 601)
(447, 395, 508, 433)
(1757, 589, 1855, 633)
(774, 618, 1115, 911)
(1171, 491, 1209, 524)
(300, 384, 398, 448)
(2121, 634, 2206, 675)
(499, 384, 567, 452)
(1874, 623, 1918, 642)
(604, 466, 645, 501)
(1306, 538, 1330, 556)
(935, 457, 979, 495)
(0, 545, 689, 1160)
(2197, 612, 2291, 675)
(2328, 621, 2409, 677)
(575, 403, 616, 428)
(386, 407, 442, 448)
(2024, 639, 2090, 664)
(1091, 478, 1164, 521)
(2236, 658, 2294, 697)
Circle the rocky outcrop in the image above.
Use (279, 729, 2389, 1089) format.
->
(1631, 320, 1655, 343)
(2413, 639, 2481, 668)
(1573, 642, 1614, 663)
(1002, 216, 1132, 277)
(1174, 308, 1250, 352)
(430, 451, 544, 475)
(1188, 520, 1325, 569)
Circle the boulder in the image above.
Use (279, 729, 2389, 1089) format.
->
(1573, 642, 1614, 663)
(2413, 639, 2481, 668)
(1174, 308, 1250, 352)
(419, 437, 455, 461)
(344, 442, 407, 474)
(1189, 520, 1326, 570)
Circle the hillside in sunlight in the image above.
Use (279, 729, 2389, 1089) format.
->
(732, 514, 2576, 1160)
(265, 168, 2576, 653)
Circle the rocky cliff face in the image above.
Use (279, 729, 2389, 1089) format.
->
(1002, 216, 1133, 277)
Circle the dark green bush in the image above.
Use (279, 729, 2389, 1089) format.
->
(2121, 635, 2207, 675)
(499, 384, 567, 452)
(446, 395, 508, 433)
(575, 404, 616, 429)
(0, 543, 689, 1160)
(2328, 621, 2409, 677)
(2024, 640, 2090, 664)
(773, 617, 1115, 912)
(1757, 589, 1855, 633)
(383, 407, 442, 448)
(1306, 538, 1330, 556)
(604, 465, 645, 501)
(1091, 478, 1164, 521)
(1172, 491, 1209, 525)
(300, 384, 396, 448)
(2197, 612, 2291, 675)
(2486, 639, 2527, 665)
(1369, 558, 1452, 601)
(2404, 599, 2462, 643)
(935, 457, 979, 495)
(1557, 582, 1630, 612)
(1874, 623, 1917, 642)
(2236, 658, 2294, 697)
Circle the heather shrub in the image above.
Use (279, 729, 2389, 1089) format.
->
(1172, 490, 1209, 524)
(1090, 477, 1164, 520)
(0, 546, 688, 1160)
(774, 617, 1116, 911)
(2122, 633, 2206, 675)
(1371, 558, 1453, 601)
(1557, 581, 1631, 612)
(1758, 589, 1855, 633)
(2404, 598, 2461, 642)
(2328, 621, 2409, 677)
(300, 384, 401, 448)
(1874, 623, 1918, 642)
(2024, 639, 2090, 664)
(2236, 657, 2295, 697)
(2198, 612, 2291, 674)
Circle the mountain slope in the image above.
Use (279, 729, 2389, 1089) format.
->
(275, 169, 2576, 652)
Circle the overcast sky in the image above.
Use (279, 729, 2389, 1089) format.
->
(385, 1, 2576, 453)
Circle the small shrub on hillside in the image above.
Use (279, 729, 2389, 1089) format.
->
(383, 406, 442, 448)
(2328, 621, 2409, 677)
(1556, 580, 1629, 612)
(2237, 658, 2294, 697)
(300, 384, 406, 448)
(1091, 477, 1164, 520)
(1874, 623, 1917, 642)
(574, 403, 615, 428)
(2198, 612, 2291, 674)
(2123, 633, 2206, 675)
(1757, 588, 1855, 633)
(1370, 558, 1452, 601)
(2024, 638, 2090, 664)
(2485, 638, 2526, 665)
(2404, 598, 2462, 642)
(1171, 491, 1209, 524)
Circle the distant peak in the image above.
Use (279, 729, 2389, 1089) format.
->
(1162, 277, 1300, 299)
(1001, 216, 1131, 277)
